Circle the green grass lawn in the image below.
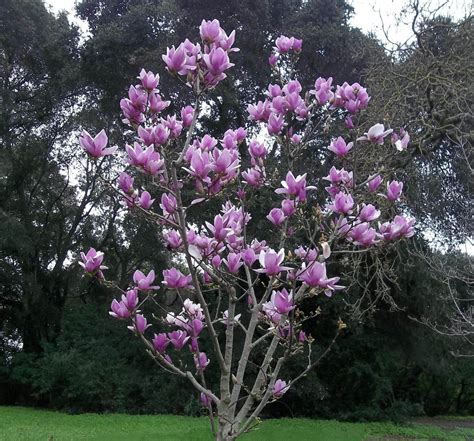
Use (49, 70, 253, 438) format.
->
(0, 407, 473, 441)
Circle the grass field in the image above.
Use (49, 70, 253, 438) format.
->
(0, 407, 473, 441)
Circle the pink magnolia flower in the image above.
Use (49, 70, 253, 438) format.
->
(133, 269, 159, 291)
(186, 149, 212, 181)
(291, 133, 302, 144)
(311, 77, 334, 105)
(165, 230, 182, 249)
(152, 124, 170, 145)
(267, 208, 286, 226)
(138, 68, 159, 91)
(362, 123, 393, 144)
(203, 47, 234, 76)
(345, 116, 355, 129)
(271, 95, 287, 114)
(182, 38, 201, 57)
(216, 28, 238, 52)
(358, 203, 381, 222)
(275, 171, 314, 202)
(242, 247, 257, 267)
(298, 330, 307, 343)
(152, 333, 170, 353)
(294, 246, 318, 262)
(126, 143, 164, 175)
(379, 215, 415, 241)
(200, 392, 212, 407)
(160, 193, 177, 216)
(292, 38, 303, 52)
(262, 301, 281, 324)
(269, 53, 279, 66)
(223, 252, 243, 274)
(79, 130, 117, 158)
(194, 352, 210, 370)
(148, 92, 170, 114)
(367, 175, 383, 193)
(327, 191, 354, 214)
(120, 98, 145, 125)
(195, 134, 218, 152)
(323, 166, 353, 185)
(79, 248, 107, 274)
(121, 289, 138, 310)
(138, 191, 154, 209)
(248, 140, 267, 159)
(281, 199, 296, 216)
(118, 173, 134, 195)
(199, 19, 221, 43)
(348, 222, 378, 247)
(109, 299, 131, 319)
(298, 261, 343, 296)
(255, 248, 290, 276)
(336, 217, 351, 236)
(385, 180, 403, 202)
(212, 148, 240, 177)
(168, 330, 189, 350)
(130, 314, 150, 334)
(211, 254, 222, 268)
(189, 318, 204, 337)
(267, 113, 285, 135)
(392, 128, 410, 151)
(234, 127, 247, 142)
(242, 167, 264, 187)
(328, 136, 353, 157)
(285, 92, 303, 111)
(288, 83, 306, 97)
(163, 268, 193, 289)
(275, 35, 295, 53)
(267, 84, 282, 98)
(181, 105, 194, 128)
(183, 299, 203, 318)
(273, 379, 289, 398)
(247, 100, 271, 122)
(162, 115, 183, 138)
(334, 82, 370, 113)
(206, 214, 231, 242)
(127, 85, 147, 109)
(271, 288, 294, 314)
(162, 44, 196, 75)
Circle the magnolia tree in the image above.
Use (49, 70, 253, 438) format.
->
(78, 19, 415, 441)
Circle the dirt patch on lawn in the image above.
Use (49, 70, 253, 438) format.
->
(366, 418, 474, 440)
(367, 437, 443, 441)
(414, 417, 474, 431)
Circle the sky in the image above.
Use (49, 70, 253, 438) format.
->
(46, 0, 471, 45)
(350, 0, 471, 47)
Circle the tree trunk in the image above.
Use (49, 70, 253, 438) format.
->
(216, 402, 237, 441)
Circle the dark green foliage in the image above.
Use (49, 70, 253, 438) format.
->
(277, 245, 474, 420)
(76, 0, 383, 131)
(9, 302, 199, 414)
(8, 252, 474, 418)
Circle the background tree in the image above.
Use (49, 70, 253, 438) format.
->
(363, 0, 473, 354)
(0, 0, 83, 354)
(0, 0, 169, 402)
(365, 2, 473, 244)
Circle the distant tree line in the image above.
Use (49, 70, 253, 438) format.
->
(0, 0, 472, 419)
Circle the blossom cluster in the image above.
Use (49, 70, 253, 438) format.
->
(163, 19, 237, 90)
(78, 22, 416, 419)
